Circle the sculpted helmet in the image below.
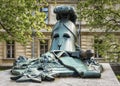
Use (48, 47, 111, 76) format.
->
(50, 6, 78, 52)
(53, 6, 77, 40)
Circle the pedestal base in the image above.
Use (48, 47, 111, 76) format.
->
(0, 63, 119, 86)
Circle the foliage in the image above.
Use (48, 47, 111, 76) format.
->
(77, 0, 120, 60)
(94, 34, 120, 62)
(0, 0, 48, 44)
(77, 0, 120, 31)
(116, 75, 120, 81)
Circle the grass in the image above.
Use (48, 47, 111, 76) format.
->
(116, 75, 120, 82)
(0, 67, 11, 71)
(0, 69, 7, 71)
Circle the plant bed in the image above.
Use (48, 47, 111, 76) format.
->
(0, 66, 12, 71)
(110, 62, 120, 82)
(116, 75, 120, 82)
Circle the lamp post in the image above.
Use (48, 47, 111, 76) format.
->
(78, 8, 81, 47)
(31, 28, 35, 58)
(78, 20, 81, 47)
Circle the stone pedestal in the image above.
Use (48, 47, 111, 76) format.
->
(0, 63, 119, 86)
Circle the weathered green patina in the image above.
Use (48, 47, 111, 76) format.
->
(10, 6, 103, 83)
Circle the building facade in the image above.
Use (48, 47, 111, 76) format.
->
(0, 0, 120, 66)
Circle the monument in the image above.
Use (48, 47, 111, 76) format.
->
(10, 6, 103, 83)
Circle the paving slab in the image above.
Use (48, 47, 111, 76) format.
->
(0, 63, 120, 86)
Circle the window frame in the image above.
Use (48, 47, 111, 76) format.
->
(94, 39, 103, 58)
(39, 39, 49, 56)
(6, 40, 15, 59)
(40, 7, 49, 24)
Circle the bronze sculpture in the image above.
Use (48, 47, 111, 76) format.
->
(10, 6, 103, 83)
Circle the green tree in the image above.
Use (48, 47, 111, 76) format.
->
(77, 0, 120, 31)
(94, 34, 120, 61)
(0, 0, 48, 44)
(77, 0, 120, 61)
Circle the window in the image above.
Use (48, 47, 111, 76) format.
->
(6, 40, 15, 58)
(40, 40, 49, 56)
(94, 39, 103, 58)
(40, 7, 48, 24)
